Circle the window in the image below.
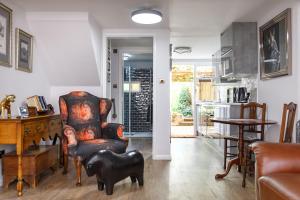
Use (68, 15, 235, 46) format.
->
(123, 82, 141, 93)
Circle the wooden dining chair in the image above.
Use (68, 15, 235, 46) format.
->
(242, 102, 297, 187)
(223, 102, 266, 170)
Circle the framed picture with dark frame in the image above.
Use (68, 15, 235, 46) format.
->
(0, 3, 12, 67)
(260, 8, 292, 80)
(16, 28, 33, 73)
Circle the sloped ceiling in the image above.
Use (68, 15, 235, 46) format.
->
(27, 12, 100, 86)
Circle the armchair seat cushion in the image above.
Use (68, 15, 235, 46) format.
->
(258, 174, 300, 200)
(70, 139, 127, 160)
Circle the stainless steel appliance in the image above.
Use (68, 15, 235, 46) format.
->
(237, 87, 250, 103)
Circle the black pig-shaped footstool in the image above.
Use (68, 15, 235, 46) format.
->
(83, 149, 144, 195)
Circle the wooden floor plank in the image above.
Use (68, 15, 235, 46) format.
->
(0, 138, 255, 200)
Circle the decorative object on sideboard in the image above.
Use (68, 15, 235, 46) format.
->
(26, 96, 54, 116)
(47, 104, 55, 115)
(0, 94, 15, 118)
(15, 28, 33, 73)
(27, 95, 48, 112)
(260, 8, 292, 80)
(18, 106, 29, 118)
(27, 106, 38, 117)
(0, 3, 12, 68)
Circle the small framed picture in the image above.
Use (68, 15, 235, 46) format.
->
(16, 28, 33, 73)
(0, 3, 12, 67)
(18, 106, 29, 118)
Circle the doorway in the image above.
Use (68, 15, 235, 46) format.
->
(170, 62, 216, 138)
(171, 64, 195, 137)
(108, 37, 153, 158)
(122, 52, 153, 137)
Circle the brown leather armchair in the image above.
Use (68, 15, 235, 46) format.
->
(59, 91, 128, 186)
(252, 142, 300, 200)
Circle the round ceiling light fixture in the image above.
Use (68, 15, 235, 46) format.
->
(131, 9, 162, 24)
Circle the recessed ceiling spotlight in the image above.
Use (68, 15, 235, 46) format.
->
(131, 9, 162, 24)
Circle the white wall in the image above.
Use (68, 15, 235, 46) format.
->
(26, 12, 104, 110)
(88, 14, 103, 92)
(50, 86, 101, 112)
(27, 12, 100, 86)
(103, 29, 171, 160)
(0, 0, 51, 115)
(257, 0, 300, 142)
(0, 0, 51, 186)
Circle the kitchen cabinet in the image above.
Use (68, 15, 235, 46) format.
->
(220, 22, 258, 78)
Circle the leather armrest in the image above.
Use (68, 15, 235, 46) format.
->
(252, 142, 300, 179)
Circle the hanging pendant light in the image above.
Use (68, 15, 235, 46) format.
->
(131, 9, 162, 24)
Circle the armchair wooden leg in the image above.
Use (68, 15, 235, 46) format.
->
(74, 157, 82, 186)
(62, 154, 68, 174)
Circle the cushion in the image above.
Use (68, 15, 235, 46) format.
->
(63, 91, 101, 140)
(70, 139, 127, 160)
(258, 174, 300, 200)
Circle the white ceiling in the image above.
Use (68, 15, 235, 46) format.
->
(169, 0, 282, 37)
(14, 0, 281, 36)
(13, 0, 286, 59)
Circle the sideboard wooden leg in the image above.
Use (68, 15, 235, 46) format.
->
(17, 155, 23, 197)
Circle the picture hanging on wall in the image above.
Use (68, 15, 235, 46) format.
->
(0, 3, 12, 67)
(260, 8, 292, 80)
(15, 28, 33, 73)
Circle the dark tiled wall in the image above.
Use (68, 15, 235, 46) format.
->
(124, 61, 153, 133)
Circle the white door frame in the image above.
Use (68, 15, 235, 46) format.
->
(102, 30, 169, 159)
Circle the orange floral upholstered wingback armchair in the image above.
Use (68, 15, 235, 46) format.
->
(59, 91, 128, 186)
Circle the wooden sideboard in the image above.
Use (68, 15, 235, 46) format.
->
(0, 114, 62, 196)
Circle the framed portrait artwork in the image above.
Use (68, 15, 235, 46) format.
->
(260, 8, 292, 80)
(16, 28, 33, 73)
(0, 3, 12, 67)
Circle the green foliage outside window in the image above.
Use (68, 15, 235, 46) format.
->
(173, 87, 192, 117)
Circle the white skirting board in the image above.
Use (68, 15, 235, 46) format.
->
(152, 154, 172, 160)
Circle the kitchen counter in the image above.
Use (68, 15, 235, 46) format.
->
(196, 102, 242, 106)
